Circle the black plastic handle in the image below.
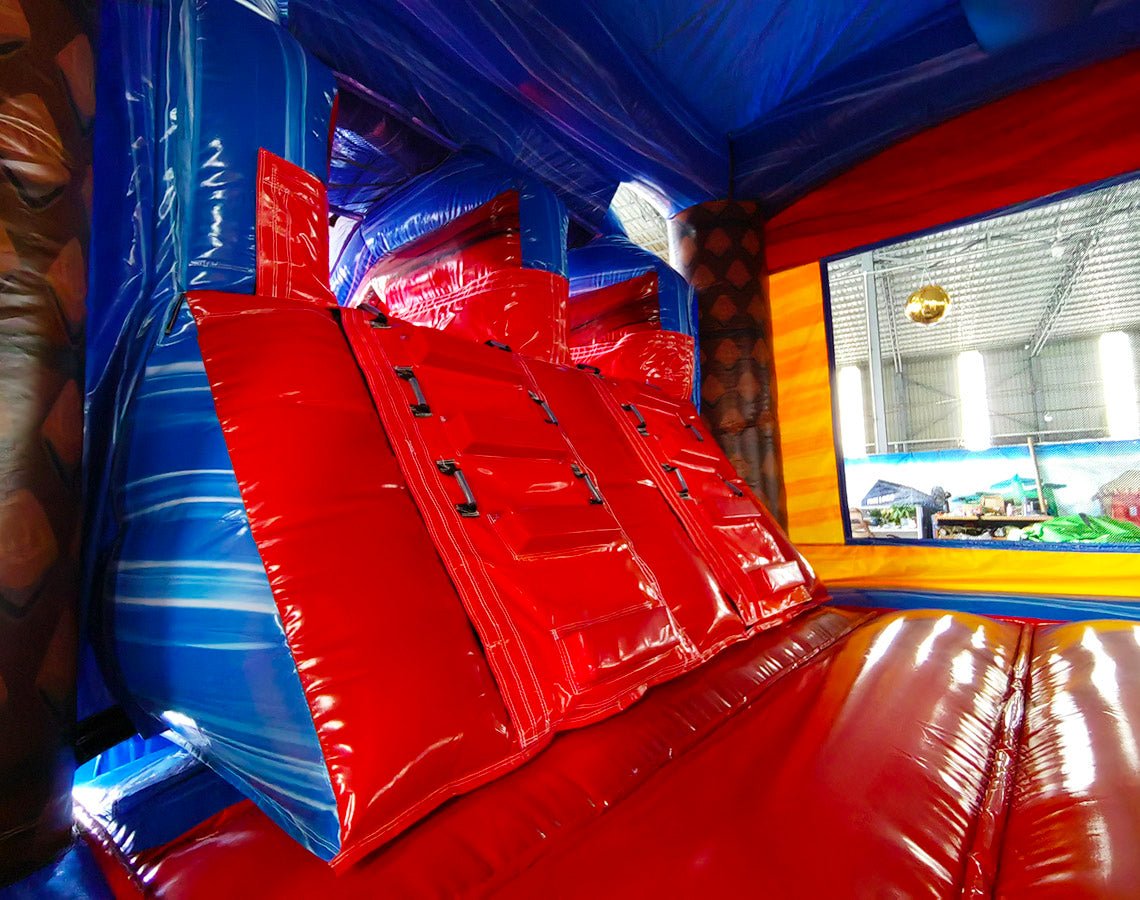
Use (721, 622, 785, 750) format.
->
(358, 301, 389, 328)
(436, 459, 479, 517)
(571, 464, 604, 505)
(621, 402, 649, 435)
(485, 339, 512, 352)
(684, 421, 705, 442)
(576, 363, 602, 375)
(528, 390, 559, 425)
(662, 463, 690, 498)
(720, 474, 744, 497)
(395, 366, 432, 417)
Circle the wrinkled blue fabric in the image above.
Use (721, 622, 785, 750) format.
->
(282, 0, 1139, 216)
(286, 0, 726, 221)
(74, 737, 241, 855)
(592, 0, 953, 135)
(83, 0, 340, 860)
(329, 91, 449, 218)
(332, 152, 569, 305)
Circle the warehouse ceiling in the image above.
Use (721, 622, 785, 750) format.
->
(828, 176, 1140, 367)
(608, 184, 670, 262)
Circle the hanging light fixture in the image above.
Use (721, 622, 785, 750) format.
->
(904, 284, 951, 325)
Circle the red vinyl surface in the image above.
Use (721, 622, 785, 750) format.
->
(91, 607, 1138, 899)
(764, 49, 1140, 272)
(80, 609, 1140, 897)
(567, 273, 694, 400)
(254, 150, 337, 306)
(524, 359, 746, 658)
(350, 192, 569, 362)
(568, 271, 659, 343)
(598, 377, 822, 628)
(569, 330, 695, 401)
(497, 610, 1023, 899)
(996, 620, 1140, 898)
(126, 294, 1140, 892)
(80, 608, 869, 898)
(187, 294, 521, 867)
(342, 312, 699, 745)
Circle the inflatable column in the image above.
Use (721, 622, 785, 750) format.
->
(0, 0, 92, 884)
(669, 201, 786, 524)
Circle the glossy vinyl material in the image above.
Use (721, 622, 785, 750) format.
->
(108, 306, 339, 859)
(288, 0, 1140, 218)
(996, 620, 1140, 898)
(254, 149, 337, 306)
(88, 609, 1140, 898)
(288, 0, 724, 224)
(327, 90, 449, 218)
(187, 294, 521, 866)
(729, 4, 1140, 213)
(331, 153, 569, 305)
(497, 610, 1024, 898)
(84, 0, 335, 724)
(569, 330, 695, 403)
(72, 740, 242, 857)
(348, 192, 569, 362)
(567, 273, 694, 400)
(568, 236, 694, 337)
(525, 360, 746, 658)
(80, 608, 868, 898)
(600, 378, 823, 629)
(963, 625, 1033, 898)
(568, 235, 699, 405)
(75, 735, 177, 786)
(343, 314, 696, 745)
(569, 272, 660, 343)
(173, 0, 335, 293)
(764, 49, 1140, 273)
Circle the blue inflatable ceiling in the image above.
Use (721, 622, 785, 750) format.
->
(290, 0, 1140, 224)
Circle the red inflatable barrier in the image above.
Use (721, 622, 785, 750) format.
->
(188, 293, 520, 866)
(92, 608, 1140, 899)
(255, 150, 337, 306)
(343, 313, 695, 744)
(567, 272, 696, 400)
(597, 378, 822, 628)
(569, 271, 660, 344)
(349, 192, 569, 362)
(79, 608, 869, 897)
(523, 358, 746, 657)
(996, 620, 1140, 897)
(496, 611, 1023, 899)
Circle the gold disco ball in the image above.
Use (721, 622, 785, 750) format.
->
(904, 284, 951, 325)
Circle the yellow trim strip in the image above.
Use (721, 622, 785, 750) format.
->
(769, 264, 845, 545)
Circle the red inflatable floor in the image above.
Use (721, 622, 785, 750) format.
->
(80, 606, 1140, 898)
